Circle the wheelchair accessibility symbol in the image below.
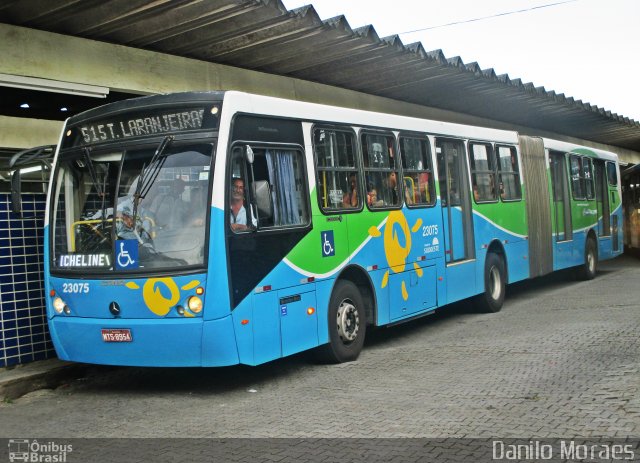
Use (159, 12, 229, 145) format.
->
(321, 230, 335, 257)
(115, 239, 139, 270)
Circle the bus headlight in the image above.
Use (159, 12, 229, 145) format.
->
(187, 296, 203, 314)
(53, 297, 66, 314)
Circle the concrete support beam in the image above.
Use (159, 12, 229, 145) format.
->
(0, 116, 62, 150)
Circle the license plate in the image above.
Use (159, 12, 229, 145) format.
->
(101, 328, 133, 342)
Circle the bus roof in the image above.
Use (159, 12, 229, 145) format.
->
(224, 91, 519, 144)
(542, 137, 619, 162)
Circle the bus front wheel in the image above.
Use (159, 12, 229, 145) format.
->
(476, 252, 506, 313)
(315, 280, 366, 363)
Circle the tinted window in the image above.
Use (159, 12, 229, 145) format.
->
(399, 136, 435, 206)
(469, 143, 497, 202)
(313, 128, 360, 211)
(496, 145, 521, 201)
(362, 133, 402, 208)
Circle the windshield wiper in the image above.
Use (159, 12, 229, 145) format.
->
(131, 136, 173, 225)
(82, 147, 108, 228)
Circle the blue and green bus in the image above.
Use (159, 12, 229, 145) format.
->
(33, 91, 622, 366)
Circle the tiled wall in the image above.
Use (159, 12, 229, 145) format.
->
(0, 193, 55, 367)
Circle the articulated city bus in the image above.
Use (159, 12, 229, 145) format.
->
(35, 91, 623, 366)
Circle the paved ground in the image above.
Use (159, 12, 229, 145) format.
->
(1, 256, 639, 440)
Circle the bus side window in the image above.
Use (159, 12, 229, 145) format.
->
(231, 146, 309, 229)
(570, 155, 585, 200)
(469, 142, 497, 203)
(496, 145, 522, 201)
(362, 132, 401, 208)
(583, 157, 595, 200)
(399, 135, 435, 207)
(313, 128, 360, 212)
(606, 161, 618, 186)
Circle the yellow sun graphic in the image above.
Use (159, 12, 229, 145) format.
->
(125, 277, 201, 317)
(369, 211, 423, 301)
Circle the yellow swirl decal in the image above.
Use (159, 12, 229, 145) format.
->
(142, 277, 180, 316)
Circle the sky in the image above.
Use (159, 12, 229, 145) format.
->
(281, 0, 640, 122)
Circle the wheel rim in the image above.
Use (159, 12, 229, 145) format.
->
(336, 298, 359, 343)
(587, 248, 595, 273)
(489, 265, 502, 301)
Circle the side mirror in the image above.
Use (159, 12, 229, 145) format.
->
(11, 169, 22, 216)
(8, 144, 55, 217)
(245, 145, 254, 164)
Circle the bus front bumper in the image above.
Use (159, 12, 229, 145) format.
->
(48, 316, 240, 367)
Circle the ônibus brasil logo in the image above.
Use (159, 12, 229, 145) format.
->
(8, 439, 72, 463)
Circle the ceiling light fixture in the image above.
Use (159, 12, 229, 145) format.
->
(20, 103, 29, 109)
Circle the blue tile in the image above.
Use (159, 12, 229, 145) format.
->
(1, 298, 16, 311)
(19, 345, 34, 355)
(31, 323, 44, 335)
(5, 347, 18, 357)
(2, 319, 17, 329)
(33, 350, 49, 361)
(17, 325, 32, 335)
(3, 357, 20, 367)
(20, 353, 34, 364)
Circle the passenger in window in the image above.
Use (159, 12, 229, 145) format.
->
(149, 178, 187, 230)
(403, 177, 414, 206)
(387, 172, 399, 205)
(187, 187, 206, 227)
(367, 181, 383, 207)
(449, 187, 461, 205)
(230, 177, 249, 231)
(342, 173, 358, 208)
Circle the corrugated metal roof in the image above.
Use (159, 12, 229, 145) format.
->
(1, 0, 639, 151)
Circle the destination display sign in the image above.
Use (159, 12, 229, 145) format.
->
(58, 253, 111, 268)
(65, 106, 219, 147)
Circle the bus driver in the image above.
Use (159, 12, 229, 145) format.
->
(230, 177, 249, 231)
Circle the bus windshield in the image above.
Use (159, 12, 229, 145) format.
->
(51, 143, 213, 272)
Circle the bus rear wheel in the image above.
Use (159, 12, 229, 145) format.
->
(577, 237, 597, 280)
(315, 280, 366, 363)
(475, 252, 506, 313)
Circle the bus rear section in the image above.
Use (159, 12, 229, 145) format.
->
(520, 137, 623, 278)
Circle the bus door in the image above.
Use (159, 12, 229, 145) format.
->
(435, 138, 476, 302)
(549, 151, 572, 268)
(607, 161, 621, 252)
(228, 116, 316, 365)
(594, 160, 611, 237)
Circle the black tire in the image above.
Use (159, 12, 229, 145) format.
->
(577, 237, 598, 280)
(315, 280, 366, 363)
(475, 252, 506, 313)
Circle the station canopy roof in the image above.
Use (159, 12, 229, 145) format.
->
(1, 0, 639, 151)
